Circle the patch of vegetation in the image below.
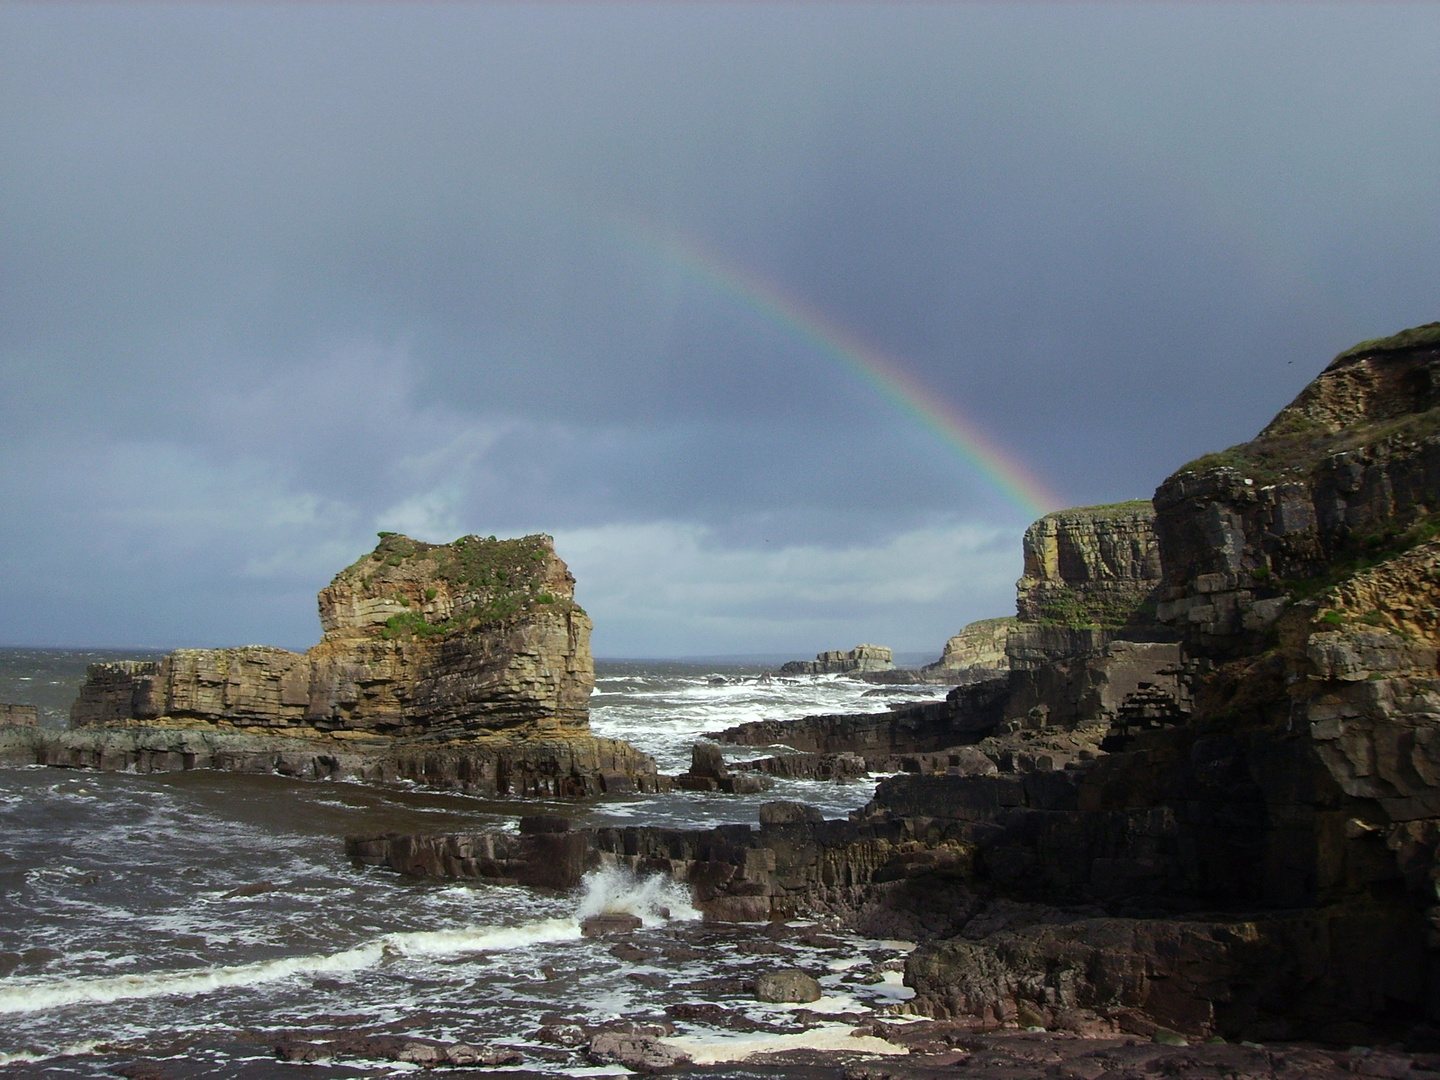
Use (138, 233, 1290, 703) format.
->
(1175, 445, 1257, 478)
(1334, 321, 1440, 363)
(381, 611, 448, 640)
(345, 532, 574, 638)
(1033, 588, 1152, 630)
(1274, 512, 1440, 602)
(1317, 610, 1344, 628)
(1043, 499, 1152, 522)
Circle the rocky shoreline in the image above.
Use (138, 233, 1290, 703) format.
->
(342, 326, 1440, 1054)
(11, 326, 1440, 1068)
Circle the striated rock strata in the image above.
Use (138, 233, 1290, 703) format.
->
(24, 533, 659, 795)
(0, 704, 38, 726)
(919, 617, 1014, 684)
(779, 644, 894, 675)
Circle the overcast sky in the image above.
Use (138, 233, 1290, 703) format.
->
(3, 3, 1439, 658)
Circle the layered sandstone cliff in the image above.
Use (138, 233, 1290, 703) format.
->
(48, 533, 658, 795)
(73, 533, 594, 734)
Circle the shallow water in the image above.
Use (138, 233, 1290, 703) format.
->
(0, 652, 943, 1075)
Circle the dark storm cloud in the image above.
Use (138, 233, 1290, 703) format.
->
(2, 4, 1440, 653)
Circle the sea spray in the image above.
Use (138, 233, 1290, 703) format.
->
(0, 919, 580, 1016)
(574, 865, 699, 927)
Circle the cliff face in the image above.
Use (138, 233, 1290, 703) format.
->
(674, 324, 1440, 1040)
(1154, 326, 1440, 649)
(72, 533, 594, 735)
(923, 617, 1013, 679)
(1016, 501, 1162, 627)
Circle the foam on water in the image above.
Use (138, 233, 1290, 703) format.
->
(0, 918, 586, 1015)
(0, 867, 694, 1016)
(0, 653, 935, 1073)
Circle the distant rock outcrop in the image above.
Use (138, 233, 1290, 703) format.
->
(0, 704, 38, 726)
(778, 643, 893, 675)
(26, 533, 660, 796)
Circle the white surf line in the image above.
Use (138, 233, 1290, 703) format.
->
(665, 1024, 909, 1065)
(0, 1040, 102, 1066)
(0, 919, 580, 1015)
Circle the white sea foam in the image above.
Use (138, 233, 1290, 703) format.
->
(665, 1024, 908, 1064)
(0, 1040, 101, 1065)
(0, 919, 580, 1016)
(574, 866, 699, 926)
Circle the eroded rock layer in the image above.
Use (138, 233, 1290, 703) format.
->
(73, 533, 594, 734)
(53, 533, 658, 793)
(779, 644, 894, 675)
(920, 617, 1014, 682)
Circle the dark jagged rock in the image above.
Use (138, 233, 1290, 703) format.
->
(736, 750, 868, 782)
(708, 677, 1009, 760)
(675, 741, 773, 794)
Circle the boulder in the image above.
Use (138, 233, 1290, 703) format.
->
(755, 968, 822, 1003)
(587, 1031, 689, 1072)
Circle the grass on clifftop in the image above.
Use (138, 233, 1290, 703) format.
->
(1041, 499, 1153, 522)
(1334, 321, 1440, 362)
(351, 532, 577, 641)
(1176, 407, 1440, 485)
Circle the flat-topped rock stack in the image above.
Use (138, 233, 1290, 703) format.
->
(779, 643, 894, 675)
(6, 533, 659, 796)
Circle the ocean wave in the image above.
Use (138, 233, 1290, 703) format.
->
(575, 866, 699, 926)
(0, 918, 580, 1016)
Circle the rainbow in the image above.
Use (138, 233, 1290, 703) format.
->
(613, 224, 1063, 519)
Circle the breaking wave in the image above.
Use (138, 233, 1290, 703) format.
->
(575, 865, 699, 926)
(0, 919, 580, 1016)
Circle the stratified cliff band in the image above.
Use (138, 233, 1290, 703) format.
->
(3, 533, 659, 796)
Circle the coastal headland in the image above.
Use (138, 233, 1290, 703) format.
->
(354, 323, 1440, 1048)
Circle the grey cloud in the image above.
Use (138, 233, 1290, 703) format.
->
(3, 4, 1440, 651)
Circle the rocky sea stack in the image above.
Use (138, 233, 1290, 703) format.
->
(3, 533, 658, 795)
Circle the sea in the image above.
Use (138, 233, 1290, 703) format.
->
(0, 650, 948, 1077)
